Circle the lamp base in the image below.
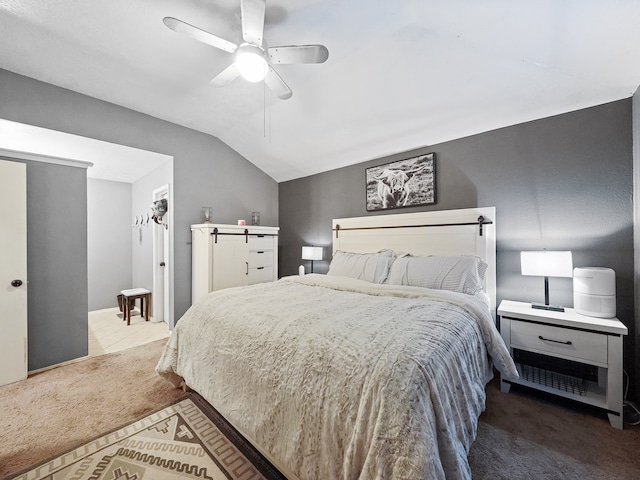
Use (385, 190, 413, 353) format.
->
(531, 303, 565, 312)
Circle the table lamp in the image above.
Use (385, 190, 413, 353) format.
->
(302, 246, 323, 273)
(521, 250, 573, 312)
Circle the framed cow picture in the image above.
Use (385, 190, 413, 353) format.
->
(365, 153, 436, 211)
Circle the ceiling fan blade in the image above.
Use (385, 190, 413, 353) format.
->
(268, 45, 329, 64)
(210, 63, 241, 86)
(163, 17, 237, 54)
(264, 67, 292, 100)
(240, 0, 266, 46)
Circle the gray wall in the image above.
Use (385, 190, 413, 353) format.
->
(280, 99, 636, 397)
(87, 178, 132, 310)
(1, 68, 278, 369)
(0, 157, 88, 370)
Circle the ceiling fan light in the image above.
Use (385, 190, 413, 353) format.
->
(236, 49, 268, 82)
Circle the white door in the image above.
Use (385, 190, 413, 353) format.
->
(152, 185, 170, 324)
(162, 219, 170, 322)
(0, 159, 28, 386)
(152, 216, 165, 323)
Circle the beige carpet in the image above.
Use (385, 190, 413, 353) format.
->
(1, 338, 639, 479)
(0, 339, 184, 478)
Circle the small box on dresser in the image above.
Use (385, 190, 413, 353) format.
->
(498, 300, 628, 429)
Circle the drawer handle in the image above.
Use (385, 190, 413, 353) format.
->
(257, 251, 264, 254)
(257, 267, 265, 270)
(539, 335, 572, 346)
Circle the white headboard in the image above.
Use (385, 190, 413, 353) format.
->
(332, 207, 497, 317)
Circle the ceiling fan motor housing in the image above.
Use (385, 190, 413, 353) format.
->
(235, 44, 268, 82)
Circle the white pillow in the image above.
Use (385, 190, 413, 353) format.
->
(386, 255, 488, 294)
(327, 249, 396, 284)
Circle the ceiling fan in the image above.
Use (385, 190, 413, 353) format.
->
(163, 0, 329, 100)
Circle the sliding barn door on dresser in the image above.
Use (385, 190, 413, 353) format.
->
(191, 224, 279, 304)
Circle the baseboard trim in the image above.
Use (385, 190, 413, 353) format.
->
(28, 355, 89, 376)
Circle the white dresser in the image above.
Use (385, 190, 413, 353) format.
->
(191, 224, 279, 304)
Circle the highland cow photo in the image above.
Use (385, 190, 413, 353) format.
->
(366, 153, 435, 211)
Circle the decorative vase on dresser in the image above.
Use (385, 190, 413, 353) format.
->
(191, 224, 279, 304)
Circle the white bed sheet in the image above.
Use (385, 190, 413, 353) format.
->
(156, 274, 517, 480)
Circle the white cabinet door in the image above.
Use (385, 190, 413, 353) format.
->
(0, 160, 28, 386)
(211, 235, 249, 290)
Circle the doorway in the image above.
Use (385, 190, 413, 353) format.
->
(87, 174, 174, 356)
(1, 119, 175, 368)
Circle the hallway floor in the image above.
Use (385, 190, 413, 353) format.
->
(88, 307, 170, 357)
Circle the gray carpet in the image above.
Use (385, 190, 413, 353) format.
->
(469, 378, 640, 479)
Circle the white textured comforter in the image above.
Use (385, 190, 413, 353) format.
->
(156, 275, 518, 480)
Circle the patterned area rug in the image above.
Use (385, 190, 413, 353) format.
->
(9, 393, 287, 480)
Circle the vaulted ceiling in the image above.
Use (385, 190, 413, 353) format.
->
(1, 0, 640, 182)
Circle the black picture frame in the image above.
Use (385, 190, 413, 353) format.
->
(365, 153, 436, 211)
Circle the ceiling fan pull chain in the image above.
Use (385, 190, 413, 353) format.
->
(268, 85, 272, 143)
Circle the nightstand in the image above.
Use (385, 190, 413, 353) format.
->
(498, 300, 628, 429)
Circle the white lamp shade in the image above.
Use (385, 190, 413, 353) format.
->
(521, 251, 573, 277)
(302, 246, 323, 261)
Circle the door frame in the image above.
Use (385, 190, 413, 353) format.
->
(152, 184, 174, 328)
(0, 159, 28, 386)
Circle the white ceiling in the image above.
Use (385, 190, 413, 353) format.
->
(1, 0, 640, 183)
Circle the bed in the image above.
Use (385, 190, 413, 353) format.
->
(156, 207, 518, 480)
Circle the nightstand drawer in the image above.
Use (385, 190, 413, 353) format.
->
(510, 320, 607, 365)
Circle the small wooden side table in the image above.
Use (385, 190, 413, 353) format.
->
(120, 288, 151, 325)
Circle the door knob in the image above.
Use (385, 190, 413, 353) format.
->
(11, 279, 23, 287)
